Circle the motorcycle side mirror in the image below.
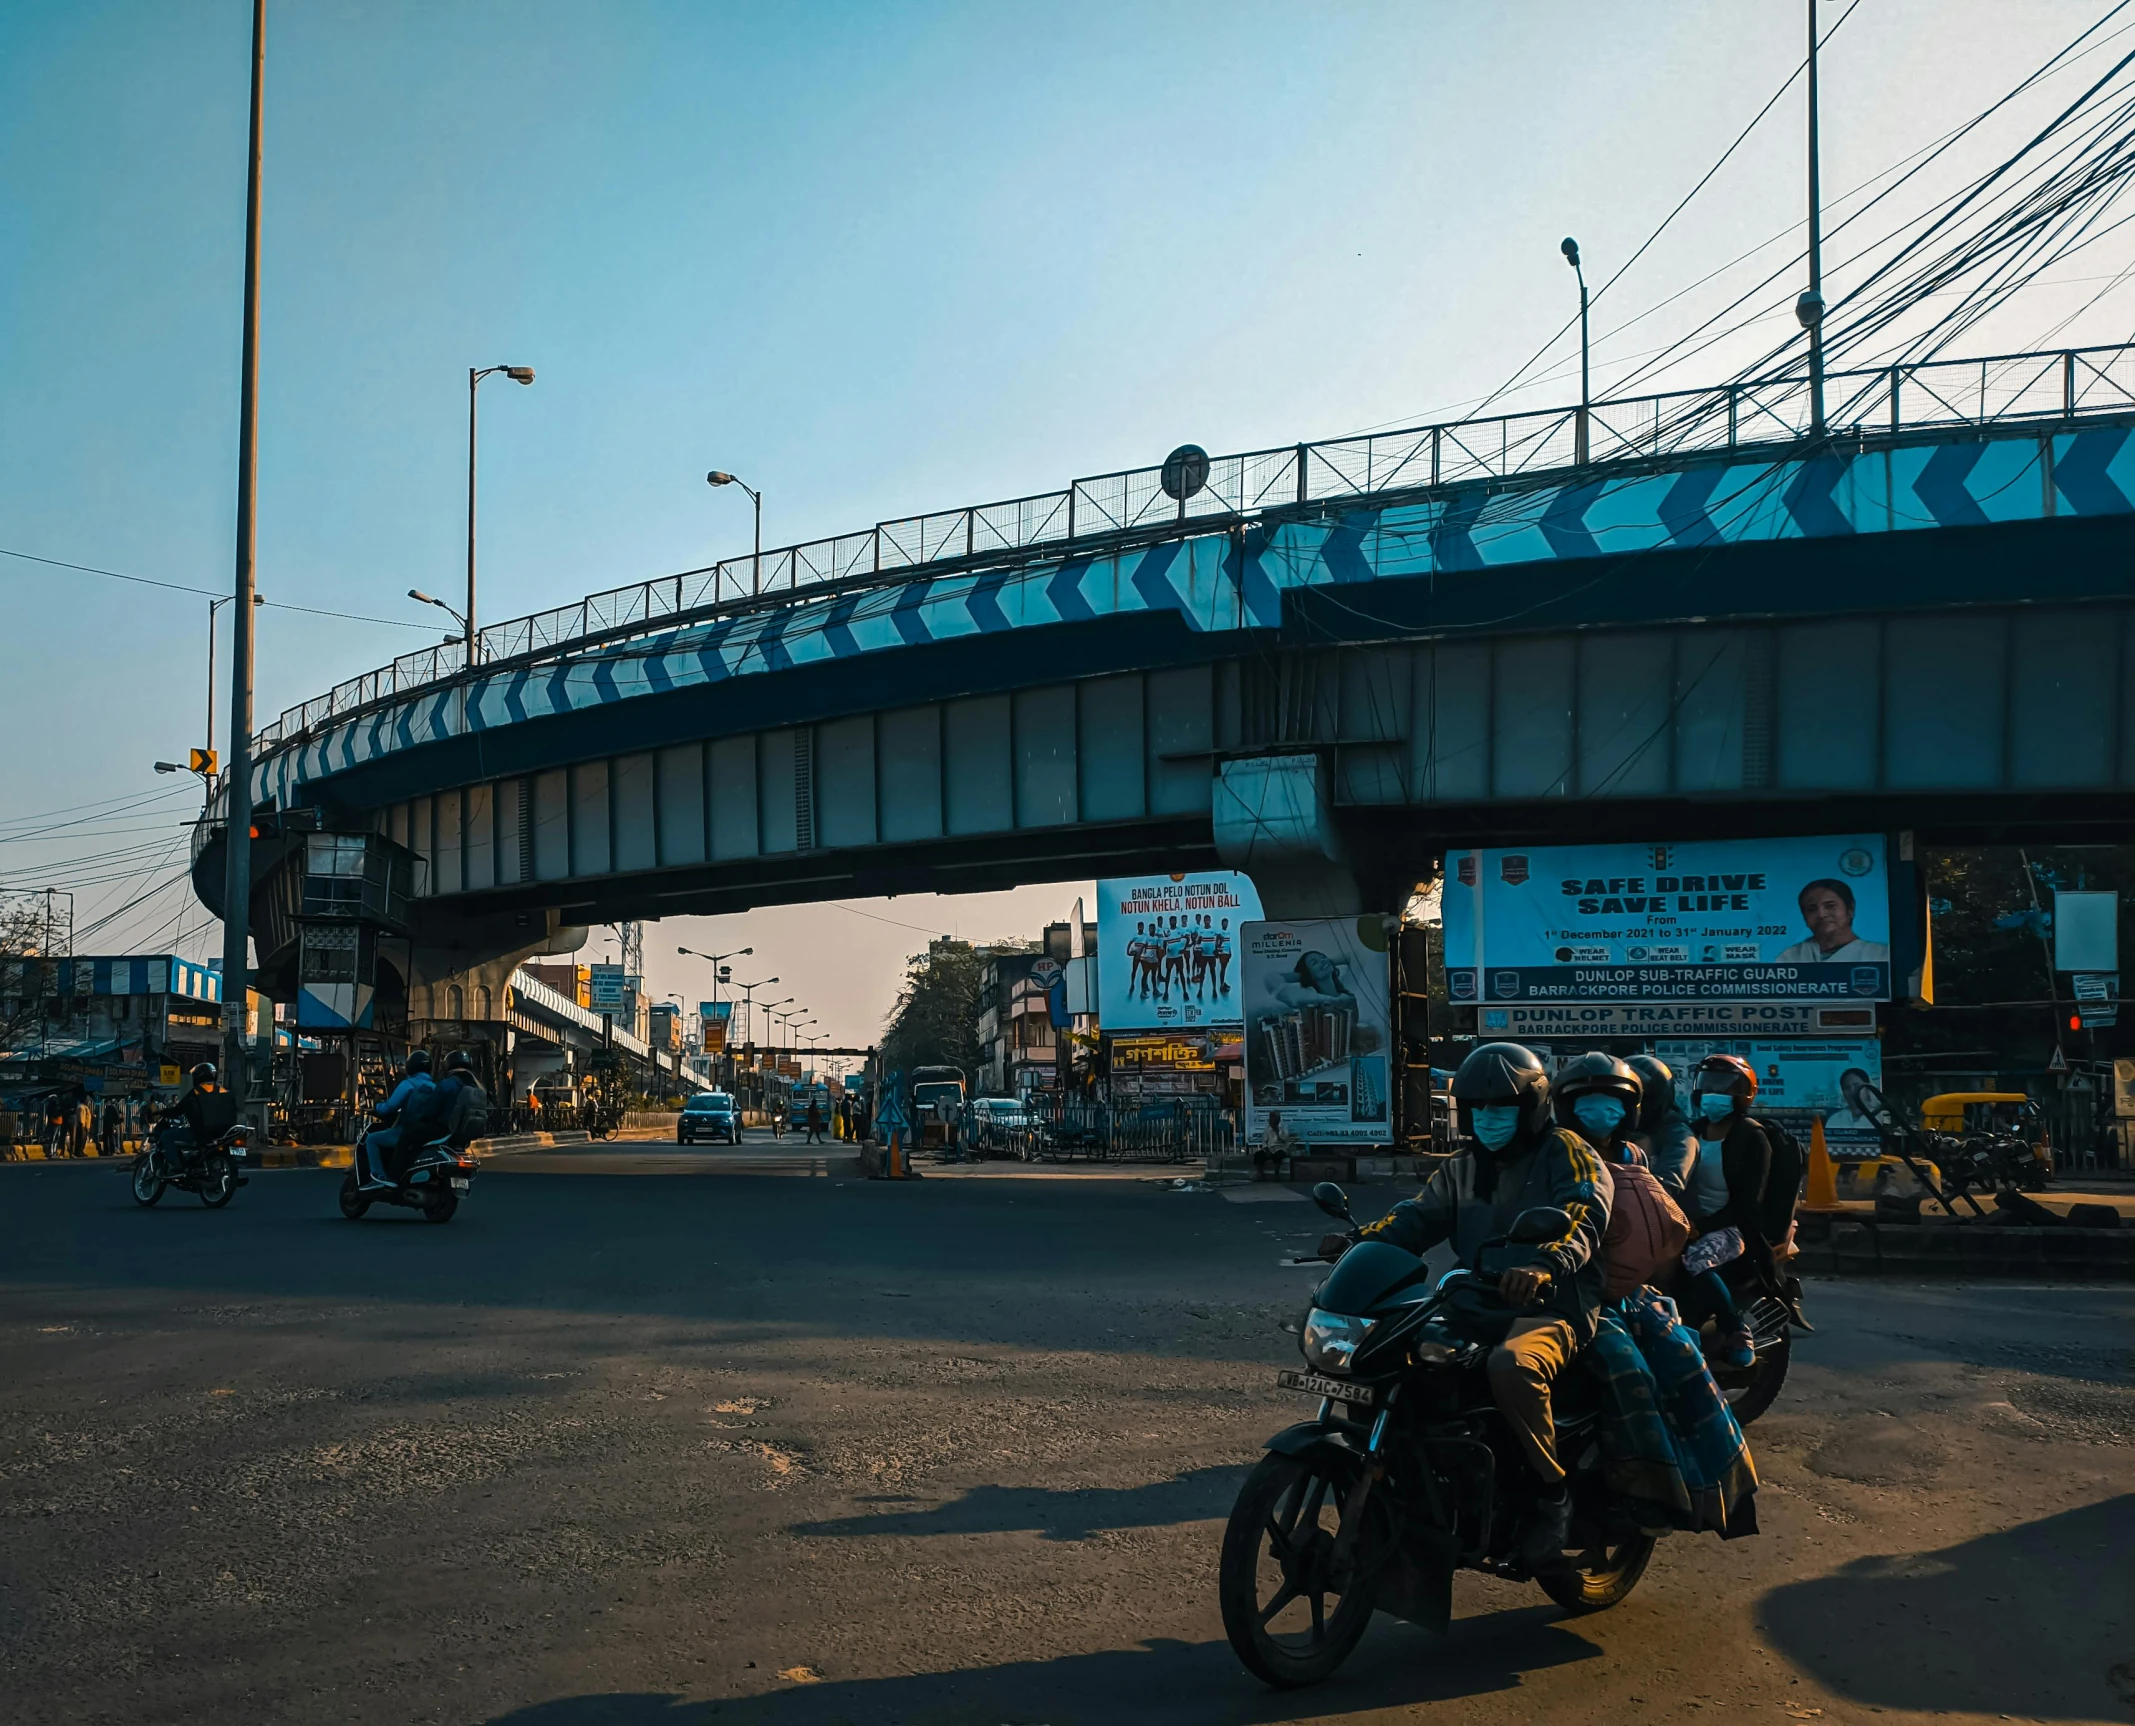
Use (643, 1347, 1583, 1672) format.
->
(1310, 1181, 1354, 1223)
(1508, 1205, 1572, 1244)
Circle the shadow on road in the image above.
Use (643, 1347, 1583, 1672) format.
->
(791, 1465, 1239, 1541)
(1760, 1493, 2135, 1721)
(476, 1615, 1602, 1726)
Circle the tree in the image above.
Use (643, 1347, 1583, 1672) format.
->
(880, 939, 987, 1081)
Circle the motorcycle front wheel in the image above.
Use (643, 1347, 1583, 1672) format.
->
(1536, 1531, 1655, 1614)
(198, 1154, 237, 1208)
(337, 1172, 371, 1220)
(130, 1154, 165, 1208)
(1219, 1451, 1379, 1689)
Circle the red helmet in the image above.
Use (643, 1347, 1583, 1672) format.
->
(1689, 1053, 1758, 1106)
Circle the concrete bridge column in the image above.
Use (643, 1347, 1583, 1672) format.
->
(1213, 752, 1366, 917)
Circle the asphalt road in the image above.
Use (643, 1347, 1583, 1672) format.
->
(2, 1159, 2131, 1726)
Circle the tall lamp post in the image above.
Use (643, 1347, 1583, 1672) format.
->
(205, 592, 263, 773)
(1561, 236, 1590, 465)
(1799, 0, 1828, 436)
(706, 471, 762, 595)
(468, 363, 535, 665)
(220, 0, 266, 1091)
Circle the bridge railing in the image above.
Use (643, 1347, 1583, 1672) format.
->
(258, 340, 2135, 752)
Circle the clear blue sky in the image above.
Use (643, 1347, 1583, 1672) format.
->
(2, 1, 2124, 1045)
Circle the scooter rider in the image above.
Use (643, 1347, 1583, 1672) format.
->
(1346, 1042, 1613, 1571)
(1626, 1053, 1698, 1196)
(358, 1050, 434, 1192)
(1682, 1053, 1773, 1370)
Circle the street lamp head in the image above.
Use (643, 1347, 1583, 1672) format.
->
(1560, 236, 1581, 269)
(506, 366, 535, 385)
(409, 588, 437, 606)
(706, 471, 736, 487)
(154, 761, 183, 775)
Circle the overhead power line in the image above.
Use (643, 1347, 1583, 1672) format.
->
(0, 546, 437, 631)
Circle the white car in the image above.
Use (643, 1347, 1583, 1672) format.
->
(969, 1097, 1032, 1145)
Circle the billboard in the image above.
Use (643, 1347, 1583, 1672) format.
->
(1443, 835, 1891, 1004)
(1650, 1038, 1886, 1158)
(1096, 872, 1262, 1030)
(699, 1000, 732, 1053)
(1480, 1002, 1878, 1039)
(1242, 916, 1392, 1146)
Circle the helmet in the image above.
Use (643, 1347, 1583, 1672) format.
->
(189, 1061, 217, 1085)
(443, 1049, 474, 1075)
(1551, 1051, 1641, 1134)
(1625, 1054, 1676, 1134)
(1451, 1042, 1551, 1143)
(1689, 1053, 1757, 1121)
(405, 1049, 433, 1075)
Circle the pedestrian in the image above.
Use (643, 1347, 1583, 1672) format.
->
(805, 1093, 825, 1144)
(43, 1093, 66, 1159)
(100, 1098, 121, 1158)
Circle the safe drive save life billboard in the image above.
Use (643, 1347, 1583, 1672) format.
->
(1441, 835, 1891, 1004)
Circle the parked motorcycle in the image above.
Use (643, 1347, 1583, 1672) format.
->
(336, 1134, 476, 1224)
(130, 1119, 251, 1208)
(1221, 1188, 1663, 1689)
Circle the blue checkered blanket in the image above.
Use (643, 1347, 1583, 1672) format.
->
(1587, 1286, 1758, 1536)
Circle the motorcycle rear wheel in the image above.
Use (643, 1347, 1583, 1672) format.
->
(1220, 1452, 1379, 1689)
(198, 1154, 237, 1208)
(421, 1189, 459, 1224)
(337, 1172, 371, 1220)
(1536, 1531, 1655, 1613)
(130, 1155, 165, 1208)
(1722, 1331, 1790, 1427)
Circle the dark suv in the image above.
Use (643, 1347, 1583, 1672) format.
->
(677, 1091, 739, 1145)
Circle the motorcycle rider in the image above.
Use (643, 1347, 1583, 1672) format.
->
(147, 1062, 227, 1161)
(1556, 1053, 1695, 1303)
(1626, 1054, 1697, 1195)
(358, 1050, 434, 1192)
(1682, 1054, 1773, 1370)
(1345, 1042, 1612, 1571)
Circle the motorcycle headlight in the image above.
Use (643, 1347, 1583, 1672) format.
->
(1301, 1309, 1374, 1373)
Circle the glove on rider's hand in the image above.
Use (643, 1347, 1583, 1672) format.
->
(1499, 1265, 1552, 1307)
(1317, 1233, 1352, 1262)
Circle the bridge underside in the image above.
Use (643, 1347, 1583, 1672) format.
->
(312, 534, 2135, 923)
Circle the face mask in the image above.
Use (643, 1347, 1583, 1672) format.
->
(1471, 1104, 1522, 1150)
(1698, 1092, 1737, 1124)
(1573, 1094, 1626, 1137)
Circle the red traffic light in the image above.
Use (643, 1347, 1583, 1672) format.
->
(2069, 1014, 2083, 1032)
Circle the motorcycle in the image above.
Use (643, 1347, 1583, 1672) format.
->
(1221, 1187, 1662, 1690)
(1695, 1254, 1803, 1428)
(131, 1118, 251, 1208)
(336, 1133, 476, 1224)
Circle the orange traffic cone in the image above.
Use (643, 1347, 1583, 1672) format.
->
(1802, 1115, 1841, 1213)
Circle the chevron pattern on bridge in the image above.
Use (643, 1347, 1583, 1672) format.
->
(257, 421, 2135, 807)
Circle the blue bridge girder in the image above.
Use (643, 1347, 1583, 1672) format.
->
(233, 343, 2135, 923)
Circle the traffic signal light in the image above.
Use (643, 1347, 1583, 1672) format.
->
(2070, 1013, 2083, 1032)
(718, 966, 732, 983)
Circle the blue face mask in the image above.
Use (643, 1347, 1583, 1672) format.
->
(1698, 1092, 1737, 1123)
(1471, 1104, 1522, 1150)
(1573, 1093, 1626, 1137)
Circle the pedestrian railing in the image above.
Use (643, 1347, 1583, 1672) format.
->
(256, 340, 2135, 756)
(965, 1095, 1236, 1165)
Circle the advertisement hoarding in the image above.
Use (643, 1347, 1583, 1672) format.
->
(1481, 1002, 1878, 1039)
(1096, 872, 1262, 1031)
(1242, 916, 1393, 1146)
(1650, 1039, 1886, 1158)
(1443, 835, 1892, 1004)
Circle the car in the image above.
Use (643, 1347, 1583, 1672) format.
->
(677, 1091, 739, 1145)
(969, 1095, 1032, 1148)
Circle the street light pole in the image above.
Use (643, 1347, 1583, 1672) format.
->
(468, 363, 535, 666)
(1561, 236, 1590, 465)
(706, 472, 761, 596)
(219, 0, 265, 1088)
(1800, 0, 1828, 437)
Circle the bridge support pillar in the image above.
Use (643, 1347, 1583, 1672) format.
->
(1213, 752, 1363, 918)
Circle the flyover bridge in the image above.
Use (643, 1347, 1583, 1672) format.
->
(216, 342, 2135, 936)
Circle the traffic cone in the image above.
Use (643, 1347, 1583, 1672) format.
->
(1802, 1115, 1841, 1213)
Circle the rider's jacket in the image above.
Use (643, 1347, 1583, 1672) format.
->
(1357, 1125, 1614, 1339)
(374, 1072, 435, 1125)
(1631, 1107, 1699, 1198)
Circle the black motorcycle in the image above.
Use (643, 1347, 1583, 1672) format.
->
(336, 1134, 476, 1224)
(131, 1118, 251, 1208)
(1221, 1187, 1661, 1690)
(1697, 1255, 1802, 1427)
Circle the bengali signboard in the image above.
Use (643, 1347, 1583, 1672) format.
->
(1242, 917, 1393, 1146)
(1096, 872, 1262, 1031)
(1651, 1038, 1887, 1158)
(1443, 835, 1892, 1004)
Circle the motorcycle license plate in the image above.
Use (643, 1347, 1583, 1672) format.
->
(450, 1178, 470, 1190)
(1277, 1369, 1374, 1407)
(229, 1147, 246, 1157)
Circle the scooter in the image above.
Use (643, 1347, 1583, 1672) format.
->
(337, 1132, 475, 1224)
